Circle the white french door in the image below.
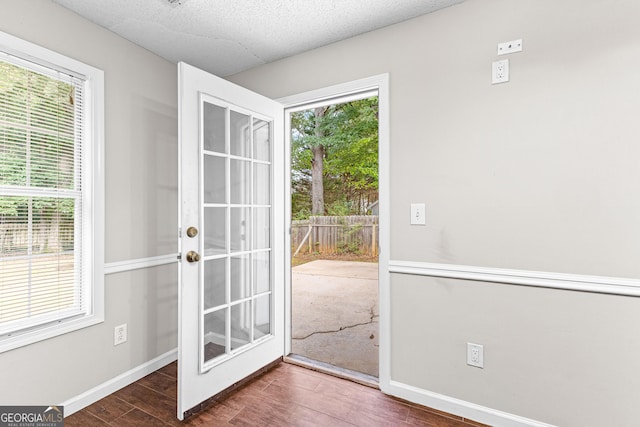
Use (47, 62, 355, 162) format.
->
(177, 62, 285, 420)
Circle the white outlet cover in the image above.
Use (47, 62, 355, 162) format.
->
(467, 342, 484, 368)
(492, 59, 509, 84)
(114, 324, 127, 346)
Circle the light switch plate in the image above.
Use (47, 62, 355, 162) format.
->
(410, 203, 426, 225)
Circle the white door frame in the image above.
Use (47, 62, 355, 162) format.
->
(277, 74, 391, 390)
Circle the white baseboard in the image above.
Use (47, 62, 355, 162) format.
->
(62, 348, 177, 416)
(383, 380, 556, 427)
(60, 346, 554, 425)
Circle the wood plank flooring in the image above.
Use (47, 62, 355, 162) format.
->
(65, 361, 486, 426)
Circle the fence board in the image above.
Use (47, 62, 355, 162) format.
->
(291, 215, 379, 256)
(0, 223, 72, 255)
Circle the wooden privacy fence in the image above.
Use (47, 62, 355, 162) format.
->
(291, 215, 379, 256)
(0, 222, 73, 255)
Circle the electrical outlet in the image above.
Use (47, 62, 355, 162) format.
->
(492, 59, 509, 84)
(467, 343, 484, 368)
(114, 324, 127, 346)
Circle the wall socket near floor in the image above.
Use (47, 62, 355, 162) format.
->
(114, 324, 128, 346)
(467, 342, 484, 368)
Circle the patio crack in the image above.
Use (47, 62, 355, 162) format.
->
(293, 305, 378, 341)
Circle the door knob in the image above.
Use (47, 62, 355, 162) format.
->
(185, 251, 200, 263)
(186, 226, 198, 238)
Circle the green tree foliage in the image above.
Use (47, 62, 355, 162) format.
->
(291, 97, 378, 218)
(0, 60, 76, 253)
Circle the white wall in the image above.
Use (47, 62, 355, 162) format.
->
(230, 1, 640, 425)
(0, 0, 178, 406)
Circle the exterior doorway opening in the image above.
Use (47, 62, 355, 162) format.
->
(287, 94, 380, 383)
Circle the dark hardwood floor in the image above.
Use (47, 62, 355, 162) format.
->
(65, 361, 486, 426)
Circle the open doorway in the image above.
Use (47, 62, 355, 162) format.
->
(287, 94, 380, 382)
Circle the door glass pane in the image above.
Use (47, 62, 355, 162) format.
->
(230, 301, 251, 351)
(253, 207, 269, 249)
(204, 155, 225, 204)
(204, 258, 226, 310)
(230, 207, 250, 252)
(203, 308, 227, 363)
(197, 102, 274, 373)
(230, 111, 250, 157)
(230, 159, 251, 204)
(254, 163, 270, 205)
(253, 251, 270, 294)
(203, 102, 226, 153)
(230, 254, 250, 302)
(254, 294, 270, 339)
(203, 207, 226, 256)
(253, 119, 270, 162)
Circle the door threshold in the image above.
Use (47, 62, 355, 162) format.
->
(285, 354, 379, 389)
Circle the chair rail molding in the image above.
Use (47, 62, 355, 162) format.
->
(104, 253, 179, 275)
(389, 260, 640, 297)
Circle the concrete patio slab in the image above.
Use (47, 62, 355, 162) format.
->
(291, 260, 379, 377)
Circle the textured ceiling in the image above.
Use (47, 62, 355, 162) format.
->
(52, 0, 463, 76)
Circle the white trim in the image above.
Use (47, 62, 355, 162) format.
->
(385, 380, 556, 427)
(377, 74, 391, 390)
(0, 30, 92, 79)
(278, 76, 384, 109)
(0, 30, 105, 354)
(62, 348, 177, 416)
(104, 254, 179, 275)
(278, 73, 391, 387)
(284, 89, 378, 113)
(88, 51, 105, 337)
(0, 315, 103, 354)
(283, 105, 293, 357)
(389, 260, 640, 297)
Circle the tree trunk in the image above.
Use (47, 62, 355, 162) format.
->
(311, 107, 326, 215)
(311, 145, 324, 215)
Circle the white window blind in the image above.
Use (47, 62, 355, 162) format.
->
(0, 54, 87, 336)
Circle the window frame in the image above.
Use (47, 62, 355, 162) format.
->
(0, 30, 104, 353)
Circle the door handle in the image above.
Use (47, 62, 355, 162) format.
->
(185, 251, 200, 263)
